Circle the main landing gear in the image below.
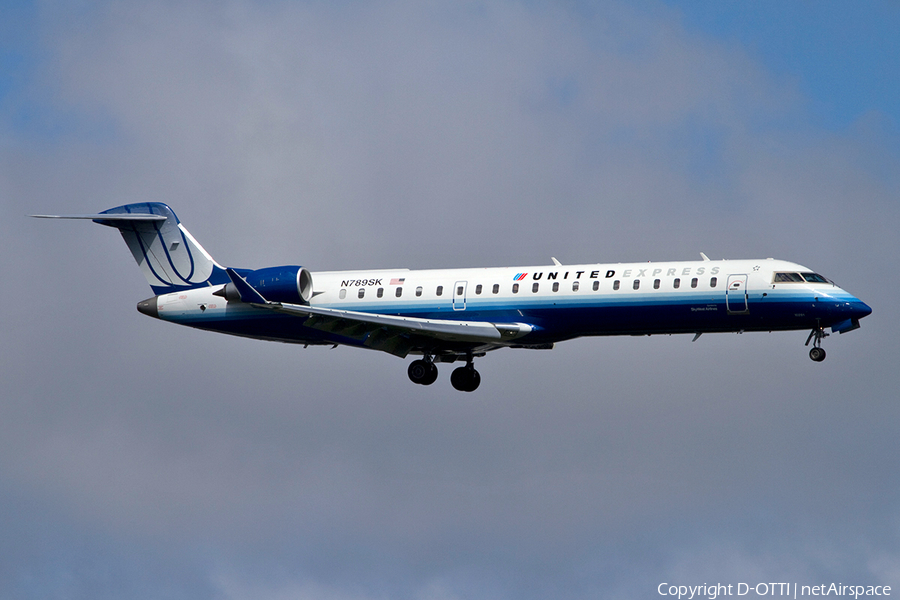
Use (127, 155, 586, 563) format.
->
(408, 358, 438, 386)
(805, 326, 828, 362)
(450, 362, 481, 392)
(407, 354, 481, 392)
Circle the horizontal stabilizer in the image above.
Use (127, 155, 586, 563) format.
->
(30, 213, 167, 221)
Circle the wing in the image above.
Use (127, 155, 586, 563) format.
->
(224, 268, 533, 357)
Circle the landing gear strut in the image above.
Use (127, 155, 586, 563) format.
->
(805, 326, 828, 362)
(408, 357, 438, 385)
(450, 354, 480, 392)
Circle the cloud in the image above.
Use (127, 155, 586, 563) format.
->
(32, 1, 798, 263)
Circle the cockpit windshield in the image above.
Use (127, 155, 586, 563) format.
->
(773, 272, 832, 284)
(800, 272, 829, 283)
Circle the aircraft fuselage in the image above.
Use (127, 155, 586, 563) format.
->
(143, 258, 870, 350)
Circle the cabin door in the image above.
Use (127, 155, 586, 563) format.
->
(452, 281, 467, 311)
(725, 274, 749, 314)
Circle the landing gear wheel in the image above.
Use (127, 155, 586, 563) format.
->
(450, 366, 481, 392)
(805, 326, 829, 362)
(408, 359, 438, 385)
(422, 362, 438, 385)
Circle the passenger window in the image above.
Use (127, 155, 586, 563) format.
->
(710, 277, 717, 288)
(358, 288, 365, 299)
(613, 280, 620, 290)
(492, 284, 499, 294)
(552, 282, 559, 292)
(653, 279, 660, 289)
(512, 283, 519, 293)
(416, 286, 423, 297)
(395, 287, 403, 298)
(532, 282, 539, 293)
(436, 286, 443, 296)
(339, 288, 347, 299)
(475, 284, 482, 295)
(633, 279, 640, 290)
(592, 281, 599, 291)
(673, 278, 680, 289)
(572, 281, 579, 291)
(377, 287, 384, 298)
(456, 286, 464, 295)
(691, 278, 698, 288)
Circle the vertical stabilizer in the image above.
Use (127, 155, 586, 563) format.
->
(96, 203, 228, 294)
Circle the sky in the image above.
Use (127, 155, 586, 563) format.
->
(1, 1, 899, 599)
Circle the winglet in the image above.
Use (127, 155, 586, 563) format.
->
(225, 268, 269, 304)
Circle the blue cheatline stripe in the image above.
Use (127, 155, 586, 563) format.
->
(283, 288, 856, 317)
(161, 290, 846, 330)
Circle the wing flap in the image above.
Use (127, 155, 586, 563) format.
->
(362, 328, 416, 358)
(273, 302, 506, 342)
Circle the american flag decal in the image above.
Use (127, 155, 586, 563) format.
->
(390, 278, 405, 285)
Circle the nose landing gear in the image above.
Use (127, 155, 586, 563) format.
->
(805, 326, 828, 362)
(809, 347, 826, 361)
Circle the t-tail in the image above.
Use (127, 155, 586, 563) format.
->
(32, 202, 229, 294)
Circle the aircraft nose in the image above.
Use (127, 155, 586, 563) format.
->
(850, 299, 872, 319)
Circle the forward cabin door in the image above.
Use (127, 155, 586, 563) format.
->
(726, 274, 749, 314)
(452, 281, 467, 311)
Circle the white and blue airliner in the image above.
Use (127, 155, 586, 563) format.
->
(34, 203, 872, 391)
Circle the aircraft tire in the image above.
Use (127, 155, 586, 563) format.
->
(809, 347, 826, 362)
(408, 360, 430, 384)
(450, 366, 480, 392)
(466, 369, 481, 391)
(422, 362, 439, 386)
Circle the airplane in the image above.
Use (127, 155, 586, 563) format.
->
(33, 202, 872, 392)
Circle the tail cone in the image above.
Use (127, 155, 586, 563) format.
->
(137, 297, 159, 319)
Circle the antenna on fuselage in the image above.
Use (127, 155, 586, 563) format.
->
(700, 252, 710, 261)
(551, 257, 562, 266)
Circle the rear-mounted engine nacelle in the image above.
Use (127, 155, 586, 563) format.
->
(219, 266, 313, 304)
